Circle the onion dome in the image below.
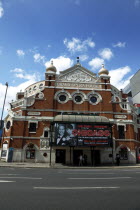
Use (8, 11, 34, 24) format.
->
(46, 60, 57, 72)
(98, 64, 109, 75)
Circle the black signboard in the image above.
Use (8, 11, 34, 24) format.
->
(55, 123, 112, 147)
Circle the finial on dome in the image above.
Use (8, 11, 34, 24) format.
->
(98, 64, 109, 75)
(77, 57, 79, 63)
(46, 60, 57, 73)
(76, 56, 81, 66)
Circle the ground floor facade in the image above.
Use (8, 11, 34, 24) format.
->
(0, 140, 138, 165)
(1, 116, 140, 165)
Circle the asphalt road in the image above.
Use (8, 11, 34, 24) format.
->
(0, 167, 140, 210)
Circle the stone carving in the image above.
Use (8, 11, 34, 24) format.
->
(38, 92, 44, 99)
(56, 82, 101, 89)
(40, 139, 49, 149)
(27, 97, 35, 107)
(58, 70, 95, 82)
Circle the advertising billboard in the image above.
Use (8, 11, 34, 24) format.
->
(55, 123, 112, 147)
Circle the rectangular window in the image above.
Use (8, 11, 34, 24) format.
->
(118, 125, 125, 139)
(44, 131, 48, 137)
(29, 123, 37, 132)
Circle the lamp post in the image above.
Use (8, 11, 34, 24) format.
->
(0, 82, 8, 128)
(0, 82, 8, 145)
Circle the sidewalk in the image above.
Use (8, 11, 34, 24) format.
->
(1, 161, 140, 169)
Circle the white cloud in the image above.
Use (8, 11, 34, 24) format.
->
(135, 0, 140, 7)
(11, 68, 40, 81)
(33, 53, 45, 64)
(15, 73, 39, 81)
(10, 68, 24, 73)
(64, 37, 95, 53)
(88, 57, 104, 70)
(113, 42, 126, 48)
(0, 77, 39, 118)
(16, 49, 25, 57)
(98, 48, 113, 60)
(45, 56, 74, 73)
(0, 1, 4, 18)
(110, 66, 131, 89)
(79, 54, 89, 61)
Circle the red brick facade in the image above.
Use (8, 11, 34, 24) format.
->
(1, 62, 140, 165)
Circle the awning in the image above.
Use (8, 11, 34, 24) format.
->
(54, 115, 111, 123)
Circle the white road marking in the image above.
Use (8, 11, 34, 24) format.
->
(64, 169, 112, 171)
(64, 173, 115, 175)
(122, 170, 140, 172)
(68, 177, 131, 180)
(0, 180, 16, 183)
(0, 174, 19, 176)
(0, 177, 42, 179)
(22, 168, 31, 169)
(34, 186, 120, 190)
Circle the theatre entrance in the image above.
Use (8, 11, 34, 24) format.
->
(56, 149, 66, 164)
(91, 150, 100, 166)
(73, 150, 83, 166)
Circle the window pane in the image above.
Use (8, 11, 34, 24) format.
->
(29, 123, 36, 132)
(75, 96, 82, 102)
(30, 150, 35, 159)
(44, 131, 48, 137)
(90, 96, 97, 103)
(59, 95, 66, 102)
(26, 151, 30, 159)
(118, 126, 125, 139)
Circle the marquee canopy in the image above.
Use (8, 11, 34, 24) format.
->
(54, 115, 111, 123)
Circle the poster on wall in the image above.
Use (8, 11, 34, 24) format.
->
(55, 124, 77, 146)
(55, 123, 112, 147)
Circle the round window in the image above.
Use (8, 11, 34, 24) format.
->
(59, 95, 66, 102)
(90, 96, 97, 103)
(75, 95, 82, 103)
(6, 121, 11, 129)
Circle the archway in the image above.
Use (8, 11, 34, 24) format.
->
(116, 144, 130, 161)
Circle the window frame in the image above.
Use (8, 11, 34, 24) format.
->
(29, 122, 37, 133)
(118, 125, 125, 139)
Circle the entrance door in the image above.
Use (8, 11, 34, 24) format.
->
(91, 150, 100, 166)
(56, 149, 66, 164)
(73, 150, 83, 166)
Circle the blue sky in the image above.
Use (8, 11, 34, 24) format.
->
(0, 0, 140, 117)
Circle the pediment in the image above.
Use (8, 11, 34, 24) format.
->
(57, 65, 97, 83)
